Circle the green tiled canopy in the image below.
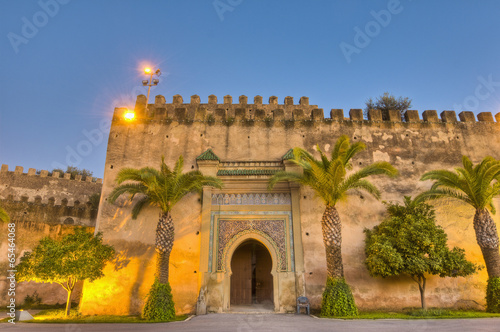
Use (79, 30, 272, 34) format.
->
(281, 149, 294, 160)
(196, 148, 220, 161)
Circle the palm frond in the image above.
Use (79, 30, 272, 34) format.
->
(461, 155, 474, 175)
(414, 188, 474, 206)
(342, 162, 398, 190)
(114, 168, 145, 184)
(328, 158, 346, 187)
(489, 201, 497, 215)
(201, 176, 224, 189)
(343, 141, 366, 168)
(270, 137, 397, 206)
(173, 155, 184, 176)
(131, 196, 151, 219)
(292, 147, 323, 171)
(420, 169, 461, 184)
(345, 179, 381, 200)
(316, 145, 330, 171)
(108, 183, 148, 203)
(331, 135, 350, 161)
(420, 156, 500, 210)
(108, 155, 224, 215)
(268, 171, 305, 190)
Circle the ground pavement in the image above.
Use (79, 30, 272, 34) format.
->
(3, 314, 500, 332)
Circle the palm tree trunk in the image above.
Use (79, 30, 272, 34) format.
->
(322, 205, 344, 278)
(474, 209, 500, 278)
(155, 211, 175, 283)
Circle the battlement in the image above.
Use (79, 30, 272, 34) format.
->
(0, 164, 102, 183)
(0, 164, 102, 207)
(113, 95, 500, 125)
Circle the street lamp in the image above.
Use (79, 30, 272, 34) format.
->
(142, 67, 161, 106)
(124, 110, 135, 121)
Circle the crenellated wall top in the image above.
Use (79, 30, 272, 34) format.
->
(0, 164, 102, 183)
(112, 94, 500, 125)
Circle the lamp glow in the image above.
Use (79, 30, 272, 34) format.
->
(124, 111, 135, 120)
(144, 67, 152, 74)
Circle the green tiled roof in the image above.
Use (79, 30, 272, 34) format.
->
(217, 169, 279, 176)
(282, 148, 295, 160)
(196, 148, 220, 161)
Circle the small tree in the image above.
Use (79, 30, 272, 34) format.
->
(16, 228, 115, 316)
(47, 166, 94, 180)
(364, 197, 479, 309)
(365, 92, 412, 121)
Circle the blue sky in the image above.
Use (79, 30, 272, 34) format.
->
(1, 0, 500, 178)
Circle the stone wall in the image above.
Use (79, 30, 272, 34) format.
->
(82, 94, 500, 315)
(0, 165, 102, 307)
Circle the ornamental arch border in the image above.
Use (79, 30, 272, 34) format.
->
(221, 230, 281, 273)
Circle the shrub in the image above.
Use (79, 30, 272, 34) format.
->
(23, 291, 42, 308)
(143, 279, 176, 321)
(486, 277, 500, 313)
(321, 277, 358, 317)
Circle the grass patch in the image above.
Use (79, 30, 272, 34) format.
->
(1, 309, 187, 324)
(319, 308, 500, 320)
(0, 302, 76, 311)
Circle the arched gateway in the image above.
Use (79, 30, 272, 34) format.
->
(196, 150, 307, 313)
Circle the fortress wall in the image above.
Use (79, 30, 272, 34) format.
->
(0, 164, 102, 206)
(84, 94, 500, 314)
(0, 166, 102, 307)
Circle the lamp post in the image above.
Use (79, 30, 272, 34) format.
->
(142, 67, 161, 106)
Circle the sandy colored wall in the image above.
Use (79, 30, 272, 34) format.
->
(83, 94, 500, 315)
(0, 165, 102, 307)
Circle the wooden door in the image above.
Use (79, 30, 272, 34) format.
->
(230, 246, 252, 305)
(255, 245, 273, 304)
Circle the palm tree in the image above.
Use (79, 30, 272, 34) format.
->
(269, 136, 398, 280)
(0, 206, 9, 223)
(417, 156, 500, 279)
(108, 156, 223, 284)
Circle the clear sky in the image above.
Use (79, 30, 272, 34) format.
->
(1, 0, 500, 178)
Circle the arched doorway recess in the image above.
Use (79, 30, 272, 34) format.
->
(230, 240, 273, 307)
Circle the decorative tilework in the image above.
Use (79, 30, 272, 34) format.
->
(217, 169, 278, 176)
(208, 211, 295, 273)
(217, 219, 287, 271)
(282, 148, 294, 160)
(211, 193, 291, 205)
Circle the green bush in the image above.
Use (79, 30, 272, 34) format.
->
(321, 277, 358, 317)
(486, 277, 500, 313)
(23, 291, 42, 308)
(142, 279, 176, 321)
